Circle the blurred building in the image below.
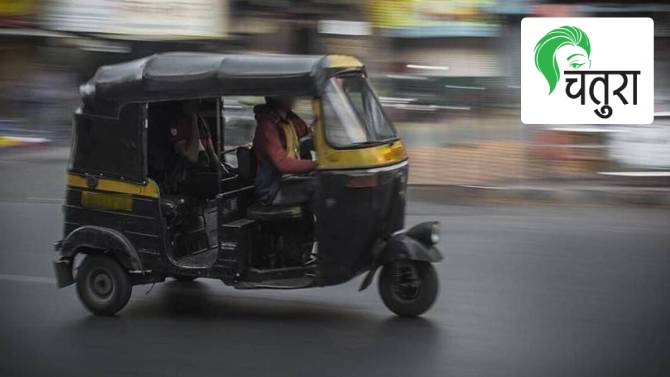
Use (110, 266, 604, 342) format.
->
(1, 0, 669, 181)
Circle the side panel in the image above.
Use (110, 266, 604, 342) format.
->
(63, 175, 164, 271)
(315, 163, 407, 285)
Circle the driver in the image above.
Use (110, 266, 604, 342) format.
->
(252, 96, 317, 205)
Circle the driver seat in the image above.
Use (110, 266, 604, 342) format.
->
(236, 146, 304, 222)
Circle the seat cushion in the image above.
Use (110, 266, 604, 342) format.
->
(246, 203, 303, 221)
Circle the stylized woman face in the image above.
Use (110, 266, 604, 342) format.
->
(555, 44, 591, 71)
(534, 26, 591, 94)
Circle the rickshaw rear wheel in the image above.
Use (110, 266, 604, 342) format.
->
(378, 260, 438, 317)
(76, 254, 132, 316)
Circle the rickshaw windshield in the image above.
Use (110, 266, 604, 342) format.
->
(322, 74, 397, 148)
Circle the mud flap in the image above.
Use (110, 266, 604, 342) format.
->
(53, 259, 74, 288)
(358, 231, 443, 292)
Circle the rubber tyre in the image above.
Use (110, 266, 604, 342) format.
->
(76, 254, 132, 316)
(173, 275, 197, 282)
(378, 260, 439, 317)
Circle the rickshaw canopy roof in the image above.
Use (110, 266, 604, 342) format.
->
(81, 52, 363, 105)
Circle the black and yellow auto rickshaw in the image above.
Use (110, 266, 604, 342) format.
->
(53, 52, 443, 317)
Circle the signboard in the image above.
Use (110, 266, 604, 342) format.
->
(369, 0, 499, 38)
(44, 0, 227, 39)
(0, 0, 35, 26)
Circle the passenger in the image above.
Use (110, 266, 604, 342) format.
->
(252, 96, 317, 205)
(166, 100, 224, 199)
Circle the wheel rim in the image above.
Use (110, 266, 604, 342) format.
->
(88, 267, 115, 301)
(390, 262, 422, 302)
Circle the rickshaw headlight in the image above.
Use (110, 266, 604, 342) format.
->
(430, 223, 440, 244)
(406, 221, 441, 246)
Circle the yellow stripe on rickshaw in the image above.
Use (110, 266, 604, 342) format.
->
(67, 174, 160, 199)
(81, 191, 133, 212)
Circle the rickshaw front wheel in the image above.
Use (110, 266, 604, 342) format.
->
(378, 260, 438, 317)
(76, 254, 132, 316)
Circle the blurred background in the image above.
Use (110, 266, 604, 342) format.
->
(0, 0, 669, 186)
(2, 4, 670, 377)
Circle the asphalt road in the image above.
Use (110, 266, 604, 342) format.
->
(1, 153, 670, 377)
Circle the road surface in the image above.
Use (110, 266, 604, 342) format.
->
(1, 152, 669, 377)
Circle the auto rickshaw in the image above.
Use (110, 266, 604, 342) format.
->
(53, 52, 443, 317)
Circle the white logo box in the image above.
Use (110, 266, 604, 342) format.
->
(521, 18, 654, 125)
